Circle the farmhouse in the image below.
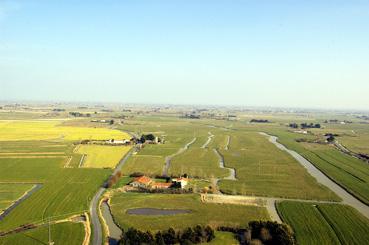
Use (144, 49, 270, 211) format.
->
(106, 139, 131, 145)
(129, 176, 190, 190)
(130, 176, 153, 188)
(172, 177, 189, 188)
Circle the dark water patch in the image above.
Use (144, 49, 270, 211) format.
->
(126, 208, 191, 216)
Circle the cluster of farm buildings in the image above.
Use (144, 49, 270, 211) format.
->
(130, 176, 189, 190)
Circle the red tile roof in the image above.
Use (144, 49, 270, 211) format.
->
(134, 176, 152, 184)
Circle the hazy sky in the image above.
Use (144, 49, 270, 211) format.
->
(1, 1, 369, 109)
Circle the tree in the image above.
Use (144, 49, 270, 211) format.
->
(163, 228, 177, 244)
(155, 232, 165, 245)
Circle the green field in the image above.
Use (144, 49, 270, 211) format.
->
(277, 201, 369, 245)
(269, 129, 369, 204)
(218, 131, 339, 201)
(0, 184, 35, 212)
(110, 192, 270, 231)
(0, 122, 118, 231)
(206, 231, 238, 245)
(170, 148, 229, 178)
(0, 222, 85, 245)
(76, 144, 131, 168)
(122, 155, 165, 176)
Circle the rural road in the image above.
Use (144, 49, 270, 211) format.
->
(90, 187, 105, 245)
(260, 132, 369, 220)
(90, 148, 134, 245)
(163, 137, 197, 176)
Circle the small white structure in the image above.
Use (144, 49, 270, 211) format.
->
(172, 177, 188, 188)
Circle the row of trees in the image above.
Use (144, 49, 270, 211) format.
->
(289, 122, 321, 129)
(119, 226, 215, 245)
(246, 221, 294, 245)
(107, 170, 122, 188)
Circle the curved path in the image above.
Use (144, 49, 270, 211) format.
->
(162, 137, 197, 176)
(213, 149, 236, 180)
(90, 148, 134, 245)
(260, 132, 369, 219)
(225, 135, 230, 150)
(201, 132, 214, 149)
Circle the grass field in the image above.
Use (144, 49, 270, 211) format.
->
(0, 120, 129, 141)
(268, 129, 369, 204)
(76, 144, 131, 168)
(0, 141, 110, 231)
(0, 166, 109, 231)
(110, 192, 270, 231)
(169, 148, 229, 178)
(277, 201, 369, 245)
(119, 119, 212, 176)
(0, 222, 85, 245)
(0, 184, 35, 212)
(206, 231, 238, 245)
(218, 131, 338, 201)
(121, 155, 165, 176)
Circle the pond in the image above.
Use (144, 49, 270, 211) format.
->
(126, 208, 191, 216)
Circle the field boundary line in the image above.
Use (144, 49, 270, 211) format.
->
(162, 137, 197, 176)
(78, 154, 86, 168)
(314, 205, 343, 244)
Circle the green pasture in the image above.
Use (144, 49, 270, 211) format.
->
(277, 201, 369, 245)
(110, 192, 270, 231)
(0, 222, 85, 245)
(218, 131, 338, 201)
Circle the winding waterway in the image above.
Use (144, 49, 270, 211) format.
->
(260, 132, 369, 219)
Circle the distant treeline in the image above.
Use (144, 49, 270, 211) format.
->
(250, 119, 270, 123)
(289, 122, 321, 129)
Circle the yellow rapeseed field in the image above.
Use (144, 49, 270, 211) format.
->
(77, 144, 131, 168)
(0, 120, 130, 141)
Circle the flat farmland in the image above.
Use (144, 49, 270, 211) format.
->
(310, 123, 369, 155)
(269, 129, 369, 204)
(218, 131, 339, 200)
(0, 120, 129, 141)
(277, 201, 369, 245)
(302, 148, 369, 204)
(110, 192, 270, 231)
(121, 155, 165, 176)
(76, 144, 131, 168)
(0, 120, 123, 231)
(169, 148, 229, 178)
(0, 184, 35, 212)
(0, 222, 85, 245)
(0, 164, 109, 230)
(119, 119, 213, 176)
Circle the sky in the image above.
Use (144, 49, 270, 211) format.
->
(0, 0, 369, 110)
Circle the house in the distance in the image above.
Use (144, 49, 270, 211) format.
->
(129, 175, 190, 190)
(130, 176, 153, 188)
(172, 177, 189, 189)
